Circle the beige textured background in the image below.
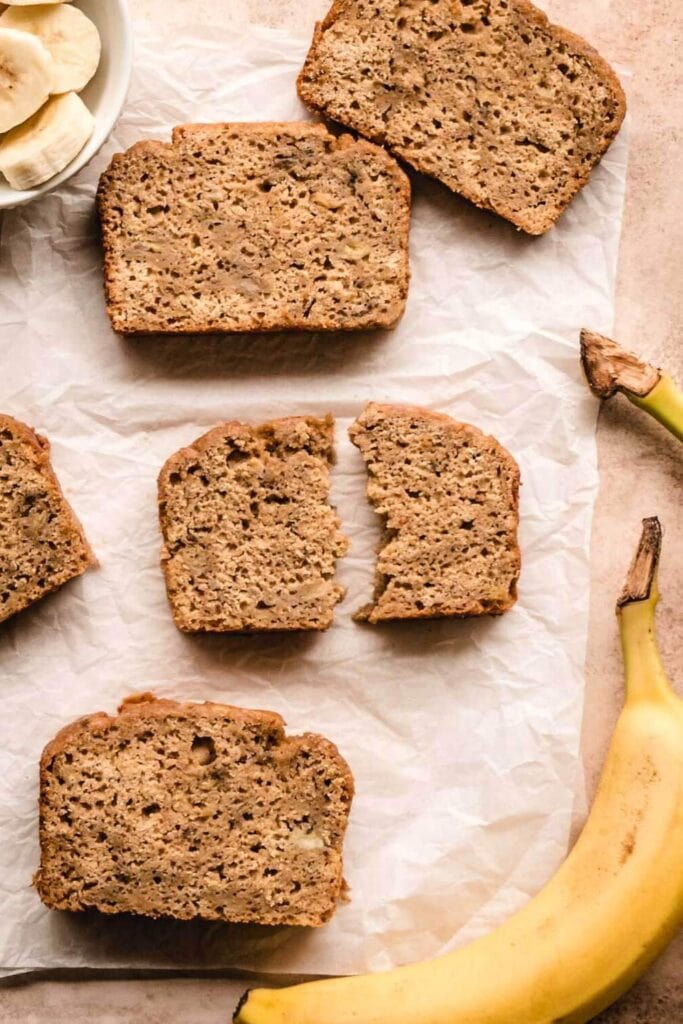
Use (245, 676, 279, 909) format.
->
(1, 0, 681, 1021)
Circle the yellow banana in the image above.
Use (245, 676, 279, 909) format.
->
(581, 328, 683, 442)
(235, 517, 683, 1024)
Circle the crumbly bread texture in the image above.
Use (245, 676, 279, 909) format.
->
(0, 415, 95, 624)
(97, 121, 410, 334)
(36, 693, 354, 926)
(298, 0, 626, 234)
(349, 403, 520, 622)
(158, 415, 348, 632)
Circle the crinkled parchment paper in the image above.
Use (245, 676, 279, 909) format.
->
(0, 20, 628, 976)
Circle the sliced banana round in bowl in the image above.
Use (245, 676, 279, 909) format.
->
(0, 90, 94, 190)
(0, 0, 131, 204)
(0, 26, 53, 132)
(0, 3, 101, 94)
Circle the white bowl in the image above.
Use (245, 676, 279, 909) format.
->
(0, 0, 133, 209)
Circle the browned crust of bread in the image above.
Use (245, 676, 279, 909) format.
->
(298, 0, 626, 235)
(158, 414, 335, 486)
(352, 401, 522, 496)
(37, 693, 355, 926)
(0, 414, 96, 624)
(40, 692, 354, 796)
(350, 402, 521, 622)
(97, 121, 411, 335)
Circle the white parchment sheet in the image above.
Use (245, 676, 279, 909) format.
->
(0, 21, 628, 975)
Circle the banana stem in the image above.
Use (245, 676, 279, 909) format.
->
(629, 374, 683, 442)
(580, 329, 683, 444)
(618, 518, 674, 705)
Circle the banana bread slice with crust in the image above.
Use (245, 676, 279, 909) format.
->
(36, 693, 354, 926)
(298, 0, 625, 234)
(158, 415, 348, 632)
(97, 121, 410, 334)
(349, 403, 520, 622)
(0, 414, 95, 624)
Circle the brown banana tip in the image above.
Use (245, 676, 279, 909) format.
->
(618, 517, 662, 608)
(580, 329, 660, 400)
(233, 989, 251, 1022)
(579, 328, 611, 398)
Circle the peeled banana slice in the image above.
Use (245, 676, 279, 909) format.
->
(0, 26, 53, 133)
(0, 90, 94, 190)
(0, 4, 101, 95)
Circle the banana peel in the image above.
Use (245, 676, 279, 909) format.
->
(234, 517, 683, 1024)
(581, 329, 683, 442)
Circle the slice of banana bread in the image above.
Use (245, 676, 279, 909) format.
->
(36, 693, 354, 926)
(158, 415, 348, 632)
(298, 0, 625, 234)
(0, 414, 95, 624)
(97, 121, 410, 334)
(349, 403, 520, 622)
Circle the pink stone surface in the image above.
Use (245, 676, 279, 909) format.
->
(1, 0, 681, 1020)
